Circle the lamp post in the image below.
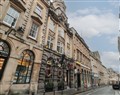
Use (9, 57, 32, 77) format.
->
(5, 18, 16, 35)
(52, 58, 58, 95)
(60, 54, 65, 95)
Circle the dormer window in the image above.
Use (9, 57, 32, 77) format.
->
(35, 5, 42, 17)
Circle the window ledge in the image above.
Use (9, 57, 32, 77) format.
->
(31, 15, 43, 25)
(27, 36, 37, 42)
(34, 11, 42, 19)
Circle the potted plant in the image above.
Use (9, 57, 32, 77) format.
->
(45, 82, 54, 92)
(58, 81, 64, 90)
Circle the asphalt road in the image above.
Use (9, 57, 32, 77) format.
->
(76, 86, 120, 95)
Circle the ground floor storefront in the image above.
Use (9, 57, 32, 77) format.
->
(74, 62, 92, 90)
(0, 36, 43, 94)
(38, 48, 74, 94)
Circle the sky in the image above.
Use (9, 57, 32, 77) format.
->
(64, 0, 120, 72)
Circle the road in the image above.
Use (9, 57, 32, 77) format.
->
(76, 86, 120, 95)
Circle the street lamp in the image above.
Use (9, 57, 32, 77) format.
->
(5, 18, 16, 35)
(60, 54, 65, 95)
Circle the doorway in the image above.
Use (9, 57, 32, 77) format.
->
(77, 73, 81, 88)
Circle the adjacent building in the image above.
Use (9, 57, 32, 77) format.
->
(38, 0, 74, 93)
(108, 68, 119, 85)
(71, 28, 91, 89)
(90, 51, 100, 86)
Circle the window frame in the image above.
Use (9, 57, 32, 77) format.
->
(49, 20, 55, 32)
(47, 36, 53, 49)
(29, 21, 39, 40)
(3, 7, 20, 27)
(13, 50, 35, 84)
(57, 41, 64, 54)
(58, 27, 64, 38)
(0, 40, 10, 80)
(35, 5, 42, 17)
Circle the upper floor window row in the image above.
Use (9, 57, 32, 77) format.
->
(3, 7, 19, 27)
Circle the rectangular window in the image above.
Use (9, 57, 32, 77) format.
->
(57, 41, 64, 54)
(67, 43, 70, 57)
(49, 20, 55, 32)
(58, 27, 64, 38)
(35, 5, 42, 16)
(29, 22, 39, 39)
(77, 49, 79, 61)
(80, 52, 82, 62)
(3, 7, 19, 27)
(47, 36, 53, 49)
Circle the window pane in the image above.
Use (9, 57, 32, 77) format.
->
(26, 77, 30, 83)
(49, 20, 55, 32)
(29, 23, 38, 39)
(35, 5, 42, 16)
(0, 58, 5, 70)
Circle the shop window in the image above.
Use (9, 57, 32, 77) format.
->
(13, 50, 34, 84)
(0, 40, 10, 80)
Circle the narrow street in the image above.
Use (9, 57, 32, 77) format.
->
(76, 86, 120, 95)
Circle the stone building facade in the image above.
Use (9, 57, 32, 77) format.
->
(0, 0, 112, 94)
(90, 51, 100, 87)
(38, 0, 74, 94)
(91, 51, 110, 86)
(0, 0, 49, 94)
(70, 28, 91, 89)
(108, 68, 119, 85)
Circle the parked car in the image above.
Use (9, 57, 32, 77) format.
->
(112, 82, 120, 90)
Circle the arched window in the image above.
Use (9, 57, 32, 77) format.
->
(13, 50, 34, 84)
(0, 40, 10, 80)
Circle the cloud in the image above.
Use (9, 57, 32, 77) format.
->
(108, 36, 118, 45)
(108, 0, 119, 8)
(67, 8, 118, 38)
(101, 51, 120, 72)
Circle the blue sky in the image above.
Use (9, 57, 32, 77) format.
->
(65, 0, 120, 72)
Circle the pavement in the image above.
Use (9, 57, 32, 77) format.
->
(76, 86, 120, 95)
